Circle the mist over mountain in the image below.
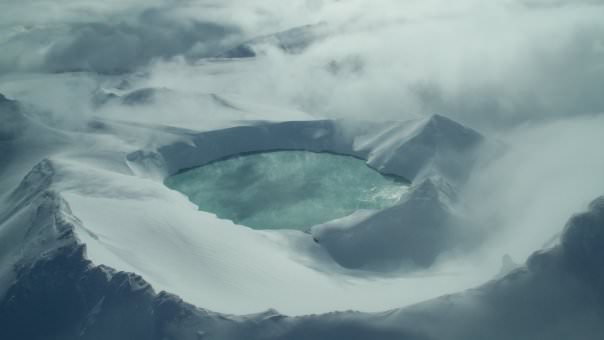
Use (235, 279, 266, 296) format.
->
(1, 1, 603, 339)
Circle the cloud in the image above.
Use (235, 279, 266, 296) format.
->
(44, 9, 243, 74)
(0, 3, 246, 74)
(93, 0, 600, 131)
(461, 114, 604, 263)
(3, 0, 603, 128)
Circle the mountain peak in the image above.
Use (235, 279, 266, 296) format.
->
(421, 114, 482, 140)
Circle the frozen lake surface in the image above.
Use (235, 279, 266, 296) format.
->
(165, 151, 408, 230)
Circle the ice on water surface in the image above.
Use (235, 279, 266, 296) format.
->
(165, 151, 408, 230)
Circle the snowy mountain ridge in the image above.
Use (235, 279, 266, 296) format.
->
(2, 169, 603, 339)
(136, 114, 483, 186)
(1, 93, 602, 339)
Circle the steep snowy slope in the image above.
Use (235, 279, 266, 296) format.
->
(312, 176, 477, 271)
(2, 194, 602, 340)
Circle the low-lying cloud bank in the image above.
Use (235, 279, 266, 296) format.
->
(2, 0, 603, 128)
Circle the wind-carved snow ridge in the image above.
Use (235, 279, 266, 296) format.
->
(139, 114, 483, 184)
(360, 114, 485, 184)
(0, 160, 198, 339)
(0, 159, 73, 296)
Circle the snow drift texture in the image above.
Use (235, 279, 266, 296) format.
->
(2, 177, 603, 339)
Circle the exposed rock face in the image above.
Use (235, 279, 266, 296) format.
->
(0, 240, 187, 340)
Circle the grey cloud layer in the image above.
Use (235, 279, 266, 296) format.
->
(2, 0, 603, 129)
(7, 9, 242, 74)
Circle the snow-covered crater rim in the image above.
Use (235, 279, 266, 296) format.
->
(121, 117, 486, 271)
(127, 116, 484, 185)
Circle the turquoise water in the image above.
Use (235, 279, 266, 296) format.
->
(165, 151, 407, 230)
